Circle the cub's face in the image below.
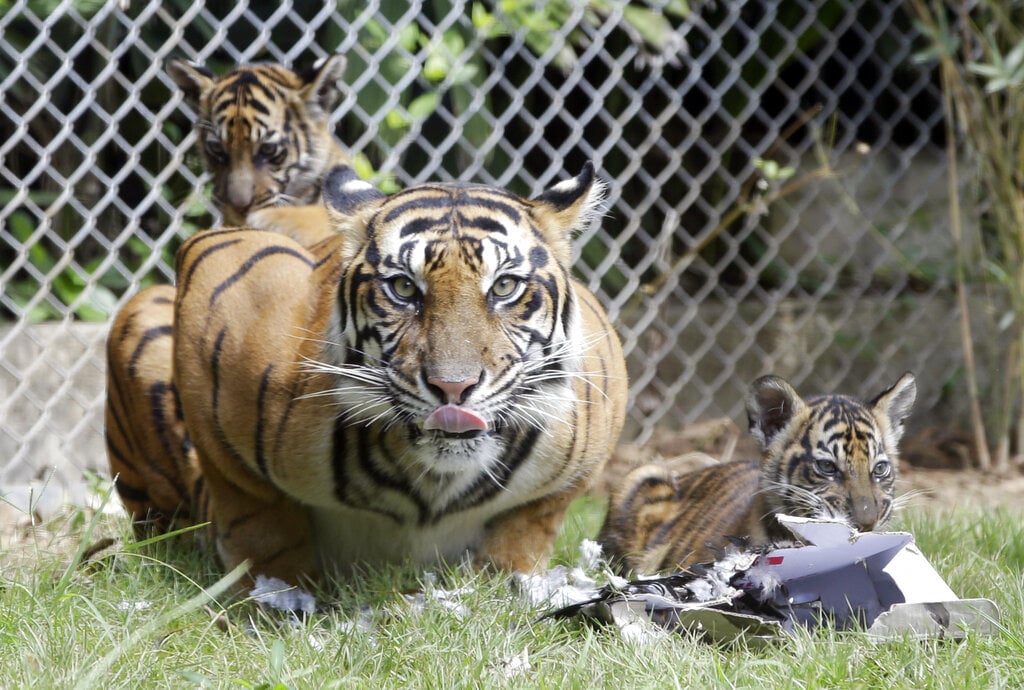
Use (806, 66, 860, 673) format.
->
(167, 56, 346, 225)
(320, 166, 602, 452)
(747, 374, 917, 532)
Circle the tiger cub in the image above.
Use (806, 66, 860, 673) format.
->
(105, 163, 628, 589)
(167, 55, 349, 244)
(598, 373, 916, 574)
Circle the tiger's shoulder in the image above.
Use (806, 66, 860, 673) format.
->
(168, 55, 349, 244)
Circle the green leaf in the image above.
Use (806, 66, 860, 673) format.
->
(663, 0, 690, 17)
(910, 18, 958, 64)
(51, 272, 81, 305)
(351, 153, 400, 195)
(967, 62, 1002, 78)
(407, 92, 441, 121)
(449, 63, 479, 85)
(363, 19, 388, 47)
(423, 52, 450, 82)
(385, 108, 409, 130)
(621, 6, 674, 52)
(471, 2, 504, 38)
(269, 638, 285, 676)
(78, 284, 119, 321)
(442, 29, 466, 57)
(7, 212, 59, 274)
(398, 22, 420, 51)
(1004, 40, 1024, 73)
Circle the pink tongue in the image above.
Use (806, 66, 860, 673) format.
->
(423, 405, 489, 434)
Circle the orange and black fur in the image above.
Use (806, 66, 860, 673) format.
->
(598, 373, 916, 574)
(105, 164, 628, 589)
(167, 55, 349, 244)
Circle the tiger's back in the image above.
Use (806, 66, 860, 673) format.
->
(598, 458, 760, 573)
(106, 164, 628, 586)
(599, 374, 917, 574)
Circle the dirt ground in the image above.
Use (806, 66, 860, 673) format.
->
(599, 418, 1024, 515)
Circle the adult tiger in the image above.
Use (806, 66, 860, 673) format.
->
(105, 164, 628, 588)
(167, 55, 349, 244)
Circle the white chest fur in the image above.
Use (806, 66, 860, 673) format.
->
(310, 504, 486, 572)
(310, 426, 572, 572)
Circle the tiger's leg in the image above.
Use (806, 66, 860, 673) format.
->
(197, 458, 317, 588)
(105, 285, 202, 530)
(478, 486, 586, 572)
(169, 227, 333, 588)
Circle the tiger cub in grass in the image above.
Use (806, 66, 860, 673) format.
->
(167, 55, 349, 245)
(599, 373, 917, 574)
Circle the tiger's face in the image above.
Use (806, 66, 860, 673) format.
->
(167, 56, 348, 226)
(317, 166, 602, 472)
(747, 373, 917, 532)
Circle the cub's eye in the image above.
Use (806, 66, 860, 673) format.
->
(814, 458, 838, 478)
(387, 276, 419, 302)
(491, 275, 523, 299)
(204, 139, 226, 161)
(872, 460, 892, 479)
(259, 142, 286, 164)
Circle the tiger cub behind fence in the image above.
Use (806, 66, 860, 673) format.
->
(105, 163, 628, 590)
(167, 55, 350, 245)
(598, 373, 917, 574)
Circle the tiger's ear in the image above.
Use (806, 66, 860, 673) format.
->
(529, 162, 605, 264)
(323, 165, 386, 262)
(870, 372, 917, 443)
(746, 375, 806, 451)
(299, 54, 346, 119)
(167, 59, 214, 110)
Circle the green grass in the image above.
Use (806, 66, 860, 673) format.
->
(1, 494, 1021, 689)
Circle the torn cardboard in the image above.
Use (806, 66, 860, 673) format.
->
(545, 516, 999, 644)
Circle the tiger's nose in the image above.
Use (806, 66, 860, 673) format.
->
(851, 499, 878, 532)
(226, 176, 255, 211)
(426, 376, 479, 405)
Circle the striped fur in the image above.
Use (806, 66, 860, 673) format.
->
(599, 373, 916, 574)
(105, 285, 207, 532)
(105, 164, 628, 587)
(167, 55, 349, 244)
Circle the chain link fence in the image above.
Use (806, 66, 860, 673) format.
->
(0, 1, 983, 503)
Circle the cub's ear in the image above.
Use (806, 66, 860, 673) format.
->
(529, 162, 606, 264)
(166, 59, 215, 110)
(300, 54, 346, 119)
(746, 375, 806, 451)
(870, 372, 917, 443)
(323, 165, 386, 261)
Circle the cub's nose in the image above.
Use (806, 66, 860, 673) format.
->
(851, 498, 879, 532)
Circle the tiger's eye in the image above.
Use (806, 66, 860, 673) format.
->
(872, 460, 892, 479)
(259, 142, 285, 164)
(814, 458, 838, 478)
(491, 276, 521, 298)
(204, 138, 226, 161)
(388, 276, 418, 300)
